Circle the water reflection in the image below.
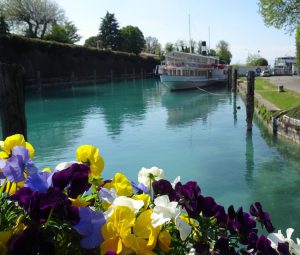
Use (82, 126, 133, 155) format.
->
(245, 132, 254, 186)
(161, 89, 231, 127)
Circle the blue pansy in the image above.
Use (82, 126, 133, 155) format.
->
(73, 207, 106, 249)
(0, 146, 38, 182)
(24, 172, 53, 193)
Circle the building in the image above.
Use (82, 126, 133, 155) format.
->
(237, 65, 270, 77)
(273, 57, 298, 75)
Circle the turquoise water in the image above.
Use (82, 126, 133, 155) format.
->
(6, 79, 300, 236)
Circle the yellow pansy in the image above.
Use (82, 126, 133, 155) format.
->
(41, 167, 52, 173)
(0, 134, 34, 160)
(110, 173, 133, 197)
(132, 193, 150, 210)
(124, 209, 159, 255)
(5, 181, 24, 195)
(158, 230, 171, 253)
(101, 206, 135, 255)
(69, 196, 90, 207)
(76, 145, 104, 179)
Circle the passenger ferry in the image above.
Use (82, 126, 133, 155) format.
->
(158, 51, 228, 91)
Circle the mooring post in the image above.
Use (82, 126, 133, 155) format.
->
(246, 71, 255, 132)
(227, 66, 232, 89)
(0, 63, 27, 140)
(232, 69, 237, 93)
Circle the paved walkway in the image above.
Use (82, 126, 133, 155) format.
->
(266, 76, 300, 93)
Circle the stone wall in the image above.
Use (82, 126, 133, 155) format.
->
(238, 80, 300, 145)
(276, 115, 300, 144)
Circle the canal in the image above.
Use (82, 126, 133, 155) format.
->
(5, 78, 300, 236)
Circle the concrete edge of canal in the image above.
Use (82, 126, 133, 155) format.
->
(237, 79, 300, 145)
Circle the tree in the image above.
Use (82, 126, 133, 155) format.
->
(4, 0, 65, 38)
(296, 26, 300, 71)
(208, 49, 217, 56)
(99, 11, 120, 50)
(84, 36, 98, 48)
(0, 16, 9, 34)
(165, 42, 174, 52)
(119, 25, 145, 54)
(145, 36, 161, 54)
(215, 40, 232, 64)
(258, 0, 300, 33)
(246, 54, 268, 66)
(44, 21, 81, 44)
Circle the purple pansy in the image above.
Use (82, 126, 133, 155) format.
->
(250, 202, 275, 233)
(0, 146, 38, 182)
(73, 207, 106, 249)
(198, 196, 227, 224)
(10, 187, 79, 224)
(52, 163, 91, 199)
(256, 234, 279, 255)
(9, 226, 55, 255)
(214, 237, 239, 255)
(277, 242, 291, 255)
(152, 179, 176, 201)
(175, 181, 202, 218)
(227, 206, 257, 245)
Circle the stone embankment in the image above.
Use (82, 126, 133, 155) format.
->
(237, 78, 300, 144)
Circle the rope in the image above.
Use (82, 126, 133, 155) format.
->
(196, 87, 227, 96)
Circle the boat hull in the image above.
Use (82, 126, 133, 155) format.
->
(160, 75, 227, 91)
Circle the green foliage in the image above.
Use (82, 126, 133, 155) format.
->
(0, 15, 9, 34)
(145, 36, 161, 54)
(246, 54, 268, 66)
(164, 42, 174, 52)
(120, 25, 145, 54)
(99, 11, 121, 50)
(84, 36, 98, 48)
(208, 49, 217, 56)
(215, 40, 232, 64)
(44, 21, 81, 44)
(258, 0, 300, 33)
(296, 26, 300, 71)
(285, 105, 300, 119)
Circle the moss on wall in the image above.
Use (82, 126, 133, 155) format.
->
(0, 34, 159, 86)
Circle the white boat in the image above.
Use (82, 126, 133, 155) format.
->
(158, 51, 228, 91)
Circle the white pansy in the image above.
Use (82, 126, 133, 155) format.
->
(55, 161, 79, 171)
(175, 215, 192, 241)
(268, 228, 300, 254)
(151, 195, 180, 227)
(104, 195, 144, 219)
(171, 176, 181, 189)
(138, 166, 164, 188)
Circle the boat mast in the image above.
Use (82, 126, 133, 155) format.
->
(189, 14, 192, 53)
(208, 26, 210, 54)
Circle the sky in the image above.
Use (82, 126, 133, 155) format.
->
(58, 0, 296, 66)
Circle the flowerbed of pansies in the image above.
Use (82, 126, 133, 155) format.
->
(0, 134, 299, 255)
